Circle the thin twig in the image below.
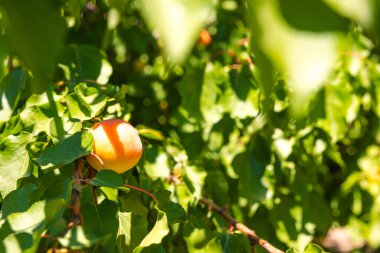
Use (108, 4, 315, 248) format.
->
(199, 197, 284, 253)
(124, 184, 158, 202)
(74, 177, 157, 203)
(92, 186, 98, 206)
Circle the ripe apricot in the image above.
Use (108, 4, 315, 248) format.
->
(198, 29, 212, 46)
(86, 119, 143, 173)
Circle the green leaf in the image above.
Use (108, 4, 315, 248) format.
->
(142, 145, 171, 180)
(183, 165, 207, 199)
(324, 0, 376, 32)
(137, 213, 169, 249)
(0, 114, 23, 141)
(0, 0, 66, 92)
(200, 62, 225, 126)
(323, 83, 358, 142)
(0, 35, 8, 80)
(206, 170, 230, 205)
(97, 200, 119, 252)
(20, 90, 67, 137)
(58, 45, 112, 84)
(0, 69, 27, 123)
(117, 212, 148, 252)
(91, 170, 124, 188)
(138, 127, 165, 141)
(246, 0, 347, 115)
(66, 83, 108, 120)
(6, 199, 66, 234)
(206, 233, 251, 253)
(75, 83, 107, 115)
(277, 0, 349, 32)
(1, 183, 37, 218)
(97, 186, 119, 203)
(155, 190, 188, 225)
(44, 199, 67, 223)
(7, 201, 43, 232)
(46, 218, 67, 237)
(36, 131, 93, 171)
(43, 177, 73, 201)
(49, 114, 82, 144)
(138, 0, 215, 63)
(0, 132, 32, 198)
(58, 225, 103, 249)
(3, 233, 34, 253)
(66, 93, 92, 120)
(178, 63, 204, 120)
(219, 64, 260, 120)
(303, 244, 326, 253)
(134, 244, 166, 253)
(232, 137, 270, 202)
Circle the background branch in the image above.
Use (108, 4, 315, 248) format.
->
(199, 197, 284, 253)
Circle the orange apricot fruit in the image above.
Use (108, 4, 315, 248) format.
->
(86, 119, 143, 173)
(198, 29, 212, 46)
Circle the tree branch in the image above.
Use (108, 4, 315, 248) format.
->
(124, 184, 158, 202)
(69, 158, 84, 227)
(199, 197, 284, 253)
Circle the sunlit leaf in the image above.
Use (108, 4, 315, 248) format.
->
(58, 226, 103, 249)
(0, 132, 32, 198)
(36, 131, 93, 171)
(137, 213, 169, 249)
(138, 0, 215, 63)
(303, 243, 326, 253)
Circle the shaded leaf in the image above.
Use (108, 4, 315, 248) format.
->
(277, 0, 349, 32)
(206, 233, 251, 253)
(0, 0, 65, 92)
(134, 244, 166, 253)
(58, 45, 112, 84)
(1, 183, 37, 218)
(91, 170, 124, 188)
(155, 190, 188, 225)
(0, 69, 27, 122)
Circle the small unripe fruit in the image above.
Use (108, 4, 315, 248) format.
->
(86, 119, 143, 173)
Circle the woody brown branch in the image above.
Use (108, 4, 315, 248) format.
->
(69, 158, 84, 227)
(199, 197, 284, 253)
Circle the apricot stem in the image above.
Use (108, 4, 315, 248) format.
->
(199, 197, 284, 253)
(89, 153, 106, 170)
(124, 184, 158, 202)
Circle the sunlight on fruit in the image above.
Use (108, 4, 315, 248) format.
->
(86, 119, 143, 173)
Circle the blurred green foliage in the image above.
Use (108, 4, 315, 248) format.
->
(0, 0, 379, 252)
